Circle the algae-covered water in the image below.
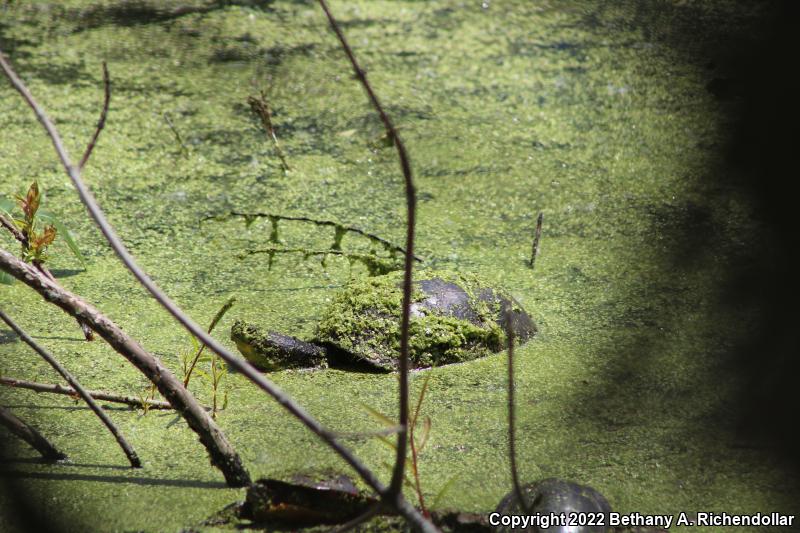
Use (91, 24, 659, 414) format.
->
(1, 1, 798, 532)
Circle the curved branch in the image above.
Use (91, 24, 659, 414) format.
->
(0, 377, 174, 410)
(1, 45, 433, 531)
(506, 324, 529, 514)
(0, 248, 249, 486)
(0, 309, 141, 467)
(0, 50, 393, 508)
(315, 0, 417, 502)
(78, 61, 109, 170)
(0, 405, 66, 461)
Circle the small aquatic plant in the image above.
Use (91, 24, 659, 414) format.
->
(0, 181, 86, 282)
(363, 372, 456, 518)
(178, 297, 236, 418)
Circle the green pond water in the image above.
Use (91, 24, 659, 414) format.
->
(1, 1, 797, 532)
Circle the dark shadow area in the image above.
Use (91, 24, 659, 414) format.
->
(0, 469, 229, 489)
(0, 457, 131, 470)
(708, 1, 800, 481)
(0, 329, 19, 345)
(49, 269, 84, 278)
(566, 0, 800, 489)
(69, 0, 277, 32)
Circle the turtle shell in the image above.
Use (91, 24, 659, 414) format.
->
(316, 271, 536, 371)
(494, 478, 612, 533)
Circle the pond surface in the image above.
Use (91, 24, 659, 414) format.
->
(1, 1, 797, 531)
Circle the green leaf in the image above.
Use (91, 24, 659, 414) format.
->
(360, 402, 397, 428)
(189, 335, 200, 353)
(0, 270, 15, 285)
(376, 435, 397, 451)
(38, 211, 87, 269)
(430, 474, 460, 510)
(0, 196, 15, 216)
(417, 416, 432, 453)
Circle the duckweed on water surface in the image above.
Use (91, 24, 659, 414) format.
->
(1, 1, 798, 532)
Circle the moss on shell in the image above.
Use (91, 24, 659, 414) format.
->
(316, 270, 509, 370)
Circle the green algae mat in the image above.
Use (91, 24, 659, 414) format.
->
(1, 1, 798, 531)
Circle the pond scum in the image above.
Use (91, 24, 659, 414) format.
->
(2, 1, 799, 532)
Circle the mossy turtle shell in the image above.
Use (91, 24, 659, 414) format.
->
(315, 271, 536, 371)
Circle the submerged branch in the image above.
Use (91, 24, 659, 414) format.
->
(0, 405, 67, 461)
(0, 377, 173, 410)
(163, 112, 190, 158)
(241, 246, 403, 276)
(204, 211, 422, 262)
(0, 309, 141, 467)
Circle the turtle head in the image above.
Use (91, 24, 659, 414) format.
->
(231, 320, 328, 371)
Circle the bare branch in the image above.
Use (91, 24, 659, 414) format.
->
(2, 206, 94, 341)
(315, 0, 418, 504)
(0, 49, 390, 504)
(0, 247, 250, 486)
(506, 322, 529, 514)
(529, 212, 543, 270)
(78, 61, 110, 170)
(0, 309, 141, 467)
(0, 405, 67, 461)
(0, 212, 27, 246)
(247, 92, 290, 172)
(1, 43, 433, 531)
(0, 376, 174, 410)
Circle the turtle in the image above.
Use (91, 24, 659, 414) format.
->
(231, 270, 536, 372)
(241, 474, 380, 526)
(494, 478, 613, 533)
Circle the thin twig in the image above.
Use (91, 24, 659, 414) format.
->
(315, 0, 417, 506)
(529, 212, 543, 270)
(0, 51, 396, 504)
(333, 424, 404, 440)
(506, 322, 529, 514)
(0, 309, 141, 467)
(409, 375, 431, 517)
(0, 376, 174, 409)
(0, 247, 249, 485)
(183, 297, 235, 388)
(1, 39, 432, 532)
(163, 111, 190, 158)
(247, 92, 290, 172)
(78, 61, 110, 170)
(0, 405, 67, 461)
(1, 207, 93, 340)
(0, 213, 27, 245)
